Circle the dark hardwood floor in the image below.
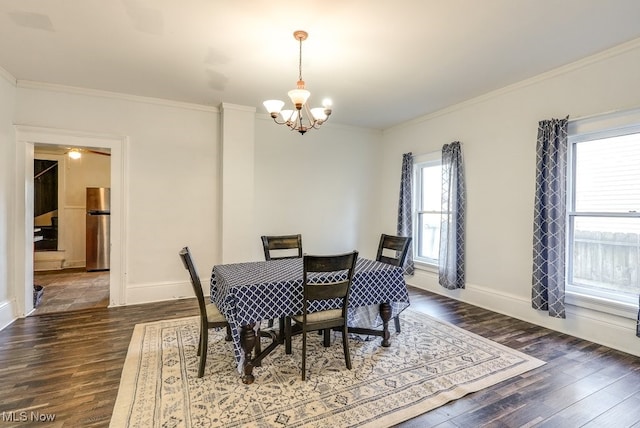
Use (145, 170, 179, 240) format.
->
(1, 286, 639, 427)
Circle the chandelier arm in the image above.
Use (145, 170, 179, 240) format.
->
(270, 116, 288, 125)
(302, 103, 316, 128)
(298, 109, 306, 133)
(284, 112, 297, 131)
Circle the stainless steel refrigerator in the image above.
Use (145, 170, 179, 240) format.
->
(86, 187, 110, 271)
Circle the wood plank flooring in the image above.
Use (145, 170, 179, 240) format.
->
(1, 286, 639, 427)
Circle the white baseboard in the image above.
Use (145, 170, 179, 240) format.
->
(34, 250, 66, 271)
(125, 280, 196, 306)
(407, 269, 640, 358)
(62, 260, 85, 269)
(0, 299, 17, 332)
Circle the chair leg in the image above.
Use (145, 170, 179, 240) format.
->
(278, 317, 285, 344)
(394, 315, 401, 333)
(198, 327, 208, 378)
(323, 328, 331, 347)
(225, 325, 232, 341)
(285, 317, 292, 355)
(301, 329, 307, 381)
(197, 330, 202, 356)
(342, 325, 352, 370)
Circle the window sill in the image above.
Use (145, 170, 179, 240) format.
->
(413, 260, 438, 273)
(565, 290, 638, 320)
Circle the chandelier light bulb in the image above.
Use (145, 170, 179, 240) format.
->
(287, 87, 311, 109)
(310, 107, 327, 121)
(263, 100, 284, 116)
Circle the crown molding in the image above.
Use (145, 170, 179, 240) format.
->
(385, 37, 640, 133)
(0, 65, 17, 86)
(221, 103, 256, 113)
(16, 80, 219, 113)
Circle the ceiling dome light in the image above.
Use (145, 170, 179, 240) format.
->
(68, 149, 82, 159)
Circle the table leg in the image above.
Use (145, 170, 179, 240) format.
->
(240, 323, 256, 384)
(346, 302, 394, 346)
(379, 302, 392, 347)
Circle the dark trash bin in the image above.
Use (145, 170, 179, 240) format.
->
(33, 285, 44, 307)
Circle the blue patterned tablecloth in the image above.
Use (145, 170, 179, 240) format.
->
(210, 257, 410, 367)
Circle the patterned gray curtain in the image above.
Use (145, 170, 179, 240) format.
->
(397, 153, 414, 275)
(532, 117, 568, 319)
(439, 142, 465, 289)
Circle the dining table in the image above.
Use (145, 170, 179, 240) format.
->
(210, 256, 410, 384)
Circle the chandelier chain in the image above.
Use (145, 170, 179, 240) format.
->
(298, 36, 303, 81)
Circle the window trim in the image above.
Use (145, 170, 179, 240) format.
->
(413, 152, 441, 267)
(566, 113, 640, 318)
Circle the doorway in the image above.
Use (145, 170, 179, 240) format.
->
(15, 126, 127, 317)
(32, 145, 112, 315)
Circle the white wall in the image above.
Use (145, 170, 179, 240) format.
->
(220, 104, 256, 264)
(0, 68, 16, 330)
(15, 85, 221, 305)
(10, 83, 383, 313)
(380, 39, 640, 356)
(254, 116, 384, 260)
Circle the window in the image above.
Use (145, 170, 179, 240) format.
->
(568, 124, 640, 309)
(413, 154, 441, 265)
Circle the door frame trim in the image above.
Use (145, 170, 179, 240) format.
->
(14, 125, 128, 315)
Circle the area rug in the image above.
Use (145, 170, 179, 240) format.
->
(110, 309, 544, 427)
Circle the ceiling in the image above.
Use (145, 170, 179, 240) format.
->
(2, 1, 640, 130)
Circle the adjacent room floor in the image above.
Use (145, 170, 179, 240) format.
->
(32, 268, 109, 315)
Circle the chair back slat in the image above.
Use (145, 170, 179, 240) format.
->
(305, 281, 350, 301)
(376, 234, 412, 267)
(261, 234, 303, 260)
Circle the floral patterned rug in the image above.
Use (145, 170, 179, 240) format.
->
(110, 309, 544, 427)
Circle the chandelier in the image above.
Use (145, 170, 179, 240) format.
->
(263, 30, 332, 135)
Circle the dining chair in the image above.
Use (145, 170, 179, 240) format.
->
(285, 250, 358, 381)
(179, 246, 231, 378)
(260, 234, 303, 329)
(376, 234, 412, 333)
(261, 234, 303, 261)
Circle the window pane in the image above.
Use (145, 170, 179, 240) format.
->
(420, 164, 442, 211)
(418, 213, 440, 260)
(575, 133, 640, 212)
(571, 216, 640, 296)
